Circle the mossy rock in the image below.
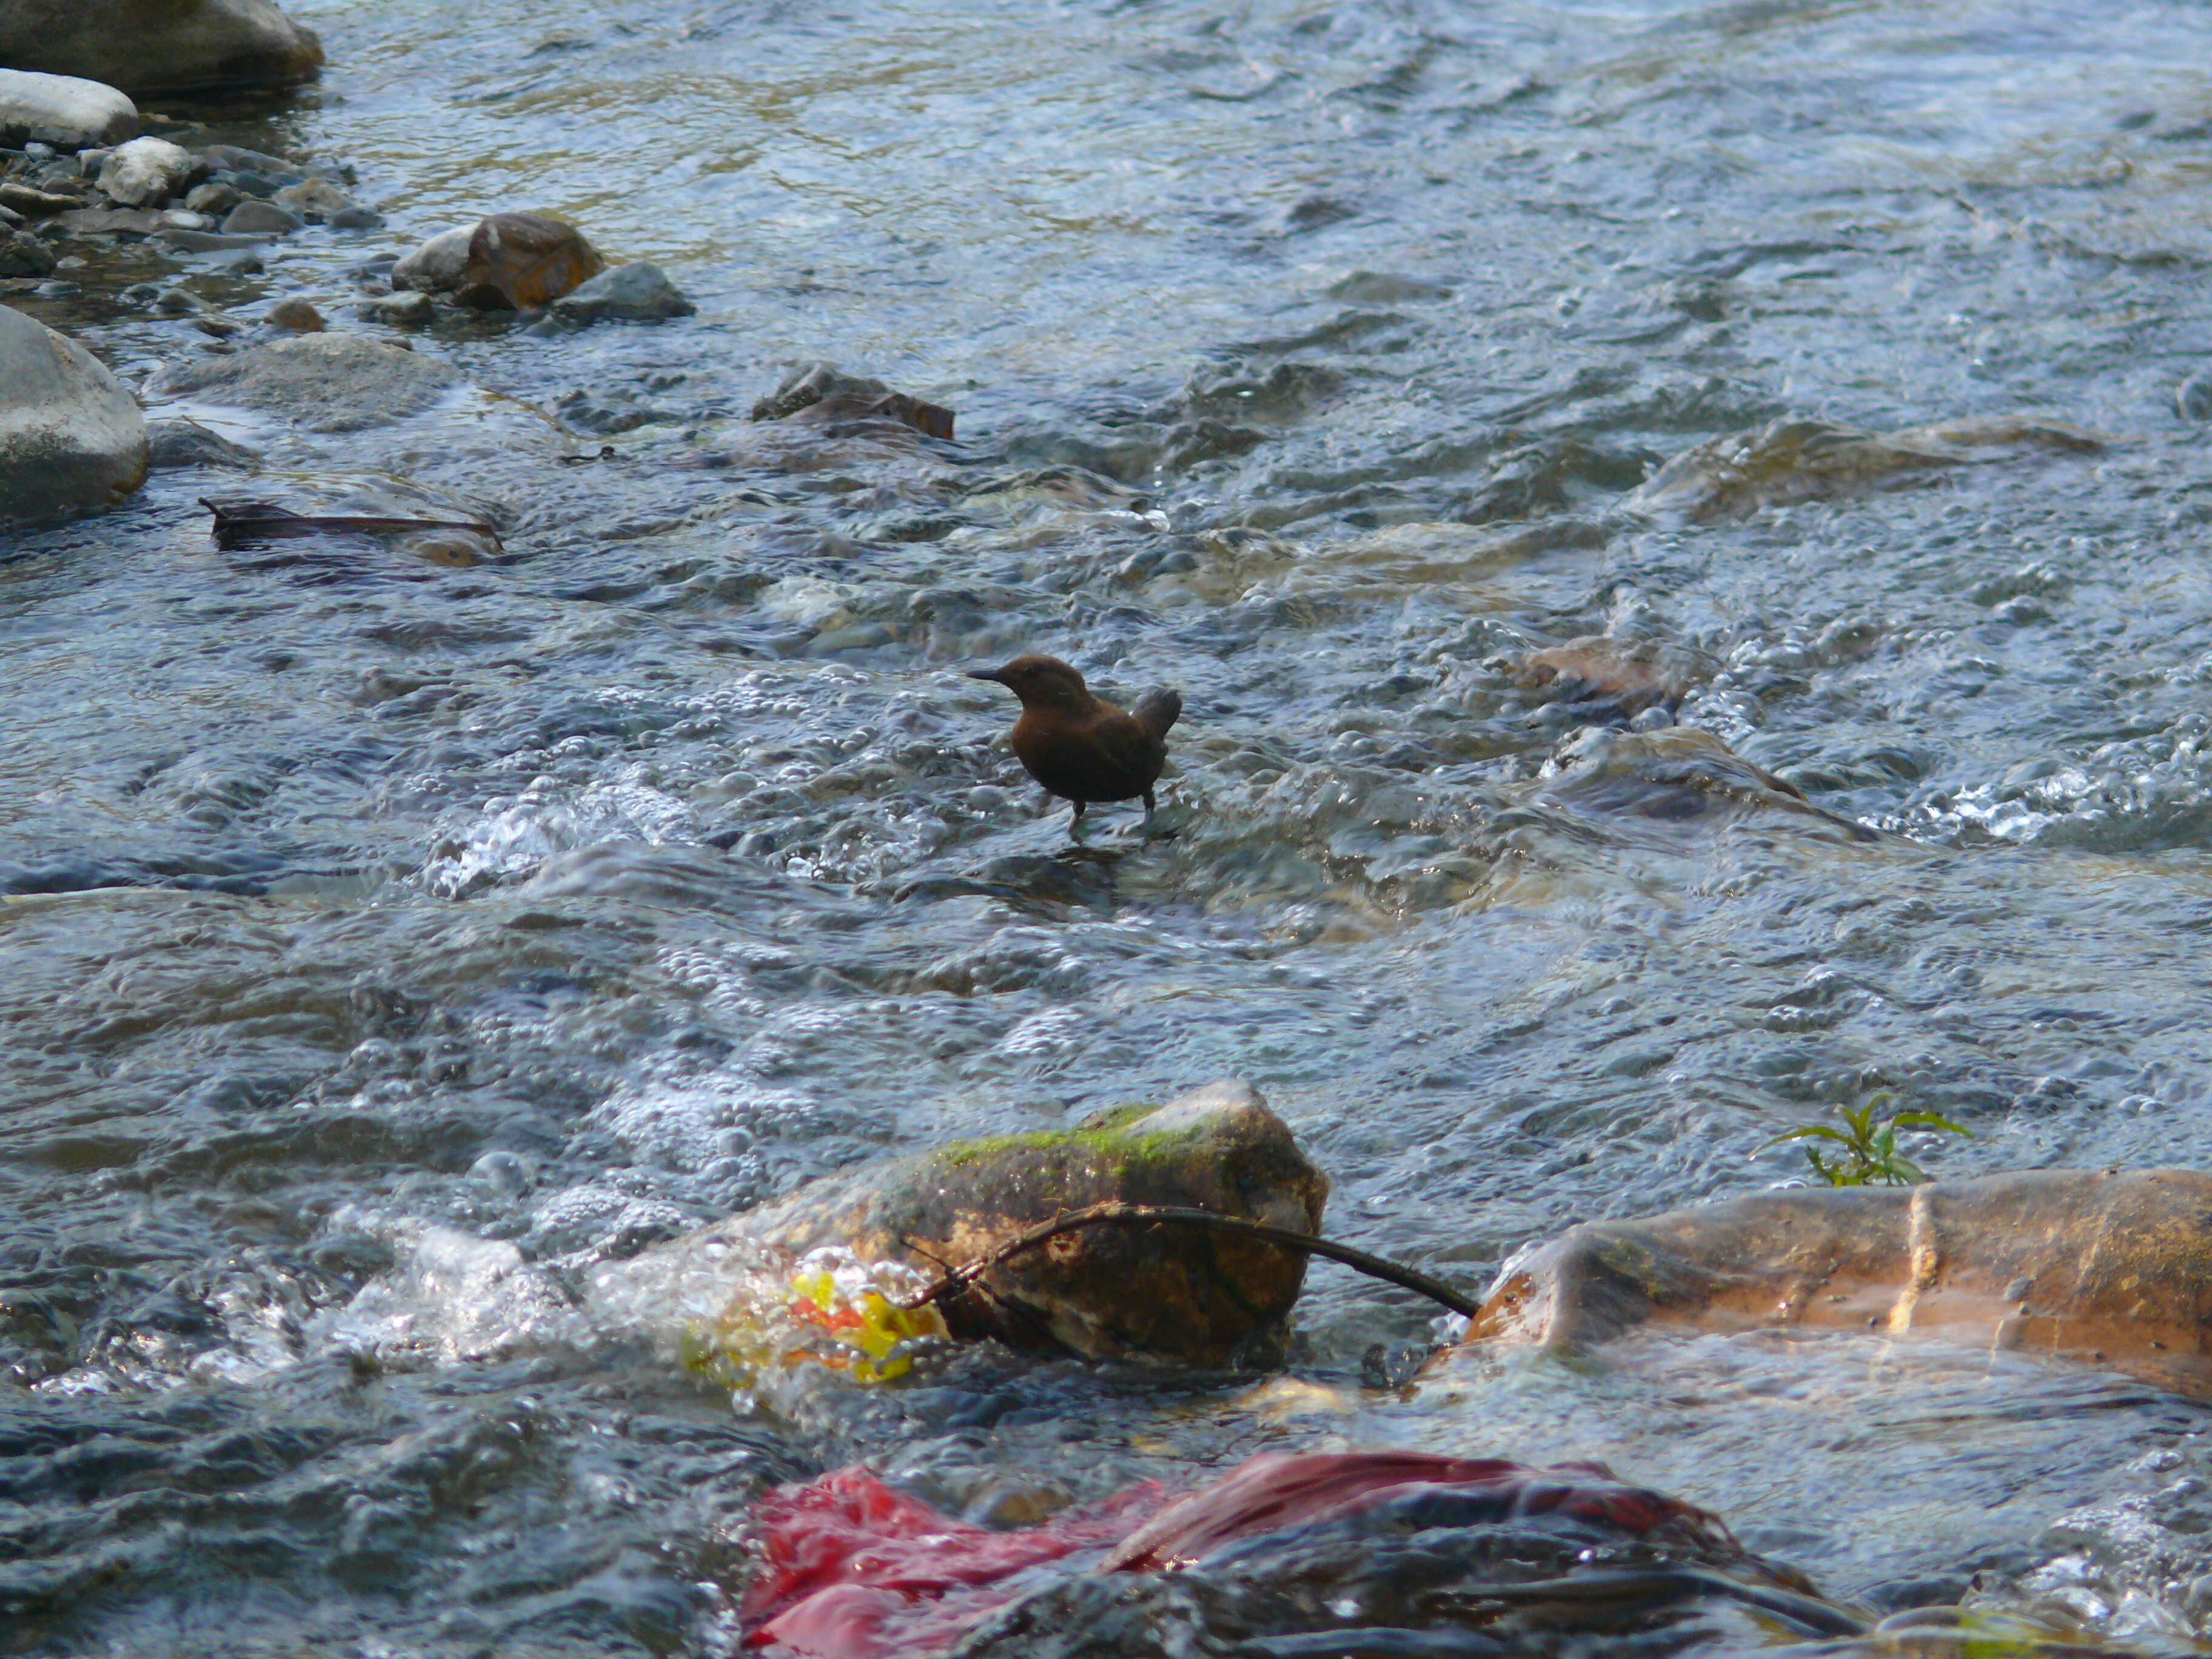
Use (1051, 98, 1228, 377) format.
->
(688, 1080, 1329, 1367)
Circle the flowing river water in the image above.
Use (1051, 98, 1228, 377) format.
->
(12, 0, 2212, 1652)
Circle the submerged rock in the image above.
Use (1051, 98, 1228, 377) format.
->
(145, 417, 258, 470)
(0, 303, 148, 519)
(1624, 414, 2104, 522)
(0, 0, 324, 95)
(147, 333, 463, 432)
(1465, 1167, 2212, 1399)
(751, 360, 956, 440)
(0, 69, 139, 150)
(1518, 634, 1695, 717)
(681, 1079, 1328, 1366)
(1538, 725, 1875, 842)
(548, 260, 694, 324)
(95, 135, 195, 207)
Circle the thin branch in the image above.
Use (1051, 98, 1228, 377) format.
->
(894, 1202, 1482, 1320)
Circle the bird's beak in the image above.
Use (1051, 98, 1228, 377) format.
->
(967, 668, 1005, 685)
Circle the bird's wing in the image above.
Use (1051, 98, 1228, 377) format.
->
(1132, 688, 1182, 740)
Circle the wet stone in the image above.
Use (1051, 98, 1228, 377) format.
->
(146, 332, 463, 432)
(183, 179, 240, 216)
(145, 417, 258, 469)
(263, 298, 322, 332)
(2178, 371, 2212, 423)
(221, 198, 300, 235)
(366, 290, 434, 326)
(749, 358, 956, 440)
(548, 259, 694, 324)
(0, 301, 148, 518)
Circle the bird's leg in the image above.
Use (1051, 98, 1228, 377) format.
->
(1141, 789, 1157, 837)
(1068, 797, 1088, 839)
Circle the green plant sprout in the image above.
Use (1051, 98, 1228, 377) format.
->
(1763, 1098, 1971, 1186)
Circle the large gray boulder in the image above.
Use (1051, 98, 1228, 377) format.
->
(0, 304, 148, 520)
(0, 69, 138, 150)
(0, 0, 323, 95)
(146, 334, 463, 432)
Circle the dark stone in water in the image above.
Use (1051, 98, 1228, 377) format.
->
(146, 418, 258, 470)
(751, 360, 956, 440)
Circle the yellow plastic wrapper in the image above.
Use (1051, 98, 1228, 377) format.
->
(680, 1246, 947, 1390)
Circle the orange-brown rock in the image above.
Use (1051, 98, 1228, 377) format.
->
(1465, 1168, 2212, 1398)
(456, 213, 604, 310)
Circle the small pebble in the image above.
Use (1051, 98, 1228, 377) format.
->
(264, 298, 324, 332)
(327, 205, 384, 231)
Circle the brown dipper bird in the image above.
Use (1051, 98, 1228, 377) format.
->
(968, 655, 1182, 830)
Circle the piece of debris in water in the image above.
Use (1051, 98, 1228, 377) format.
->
(201, 498, 502, 551)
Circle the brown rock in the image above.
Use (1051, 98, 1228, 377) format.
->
(1463, 1168, 2212, 1398)
(455, 212, 603, 310)
(751, 360, 956, 440)
(263, 298, 322, 332)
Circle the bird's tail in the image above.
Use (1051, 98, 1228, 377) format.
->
(1133, 688, 1182, 740)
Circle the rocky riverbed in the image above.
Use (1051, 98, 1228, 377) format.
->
(14, 1, 2212, 1656)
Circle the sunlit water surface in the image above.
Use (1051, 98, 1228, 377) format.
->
(11, 0, 2212, 1652)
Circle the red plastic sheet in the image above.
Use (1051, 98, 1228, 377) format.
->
(742, 1449, 1733, 1657)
